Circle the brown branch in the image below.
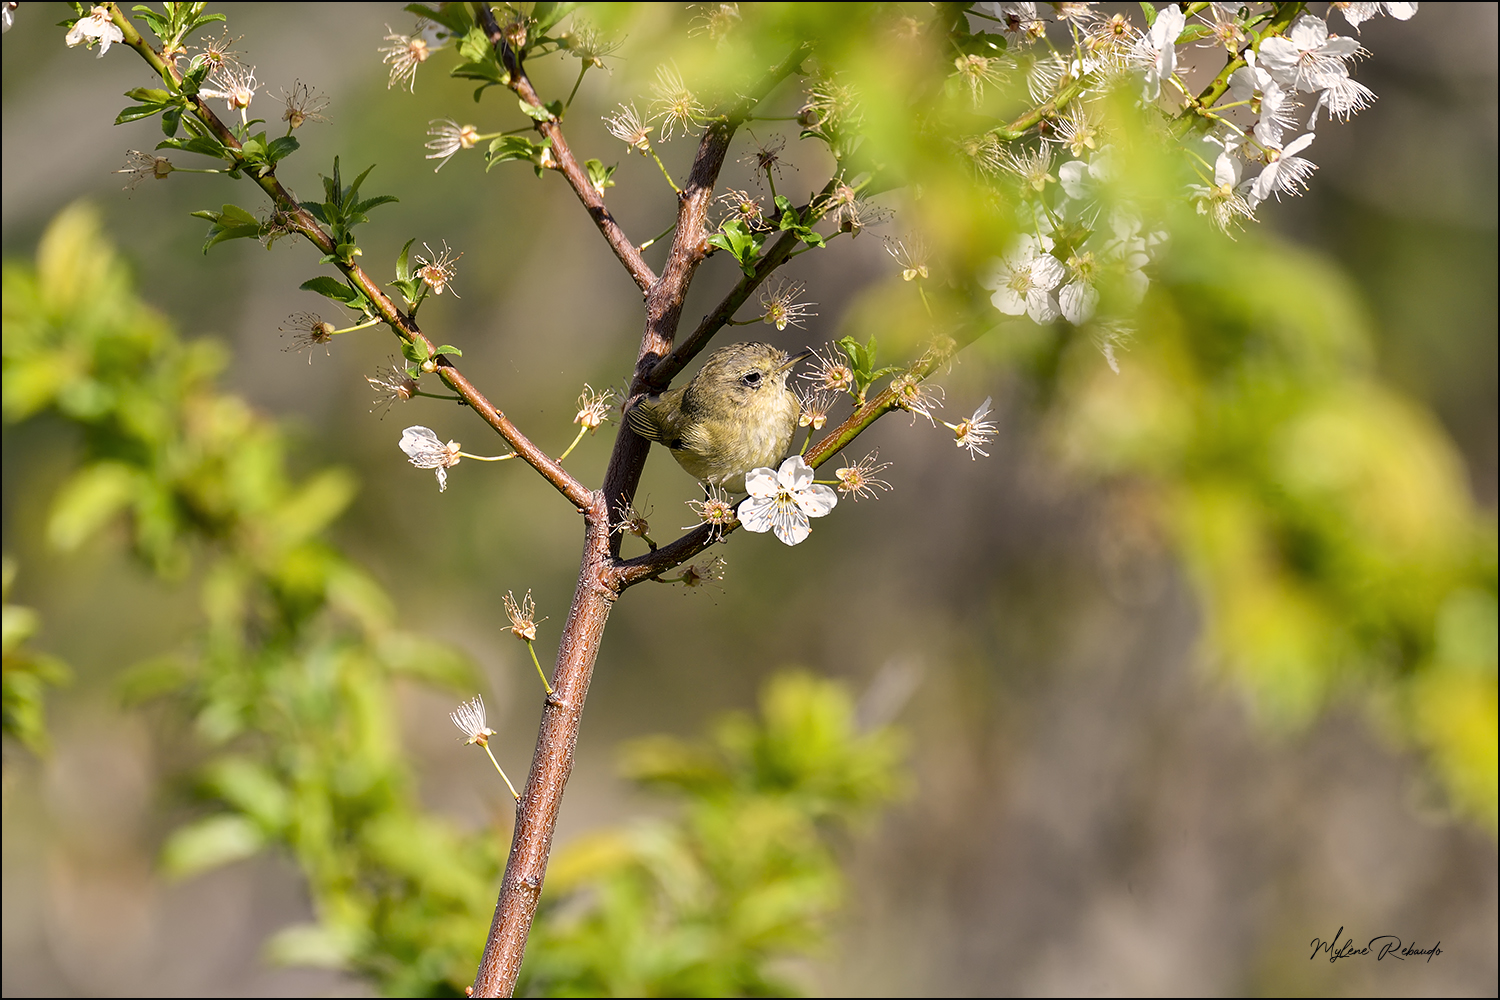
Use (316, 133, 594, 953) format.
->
(469, 40, 810, 999)
(475, 2, 657, 292)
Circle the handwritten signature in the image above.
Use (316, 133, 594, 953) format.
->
(1309, 926, 1443, 963)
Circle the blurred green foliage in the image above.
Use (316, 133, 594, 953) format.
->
(2, 557, 72, 756)
(2, 206, 907, 995)
(524, 672, 905, 997)
(1044, 218, 1498, 830)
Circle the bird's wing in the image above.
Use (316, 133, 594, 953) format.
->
(624, 395, 665, 442)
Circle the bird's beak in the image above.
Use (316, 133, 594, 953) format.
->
(776, 348, 815, 374)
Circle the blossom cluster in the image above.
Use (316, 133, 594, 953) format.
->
(967, 2, 1414, 357)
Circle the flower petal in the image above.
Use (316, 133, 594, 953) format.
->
(737, 495, 776, 532)
(744, 467, 779, 497)
(794, 483, 838, 518)
(772, 509, 812, 545)
(777, 455, 815, 491)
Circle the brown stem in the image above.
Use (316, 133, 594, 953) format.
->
(469, 41, 809, 998)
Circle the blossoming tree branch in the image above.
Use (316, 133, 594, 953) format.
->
(51, 0, 1418, 994)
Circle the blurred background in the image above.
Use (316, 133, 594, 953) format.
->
(3, 3, 1495, 996)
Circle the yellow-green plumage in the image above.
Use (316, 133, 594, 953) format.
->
(626, 342, 805, 493)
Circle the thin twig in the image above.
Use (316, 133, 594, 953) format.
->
(475, 2, 658, 293)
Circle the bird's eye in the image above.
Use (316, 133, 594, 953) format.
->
(740, 371, 763, 387)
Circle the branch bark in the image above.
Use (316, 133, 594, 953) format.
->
(469, 34, 810, 998)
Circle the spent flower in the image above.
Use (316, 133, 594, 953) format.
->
(685, 488, 737, 542)
(414, 241, 462, 296)
(649, 65, 705, 141)
(604, 103, 653, 152)
(425, 119, 480, 171)
(564, 24, 620, 69)
(677, 556, 727, 590)
(451, 695, 496, 746)
(800, 345, 855, 395)
(280, 313, 336, 362)
(835, 451, 893, 501)
(884, 234, 930, 281)
(281, 81, 329, 129)
(574, 384, 616, 432)
(759, 280, 817, 331)
(690, 3, 741, 43)
(891, 376, 945, 426)
(117, 150, 174, 190)
(202, 64, 258, 120)
(380, 23, 437, 92)
(943, 397, 997, 459)
(367, 360, 418, 415)
(504, 590, 545, 642)
(797, 388, 834, 430)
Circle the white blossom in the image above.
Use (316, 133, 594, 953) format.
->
(1247, 131, 1317, 208)
(66, 6, 123, 56)
(400, 425, 461, 491)
(1332, 2, 1417, 31)
(1259, 16, 1363, 95)
(739, 455, 837, 546)
(984, 2, 1045, 45)
(1130, 4, 1185, 101)
(981, 235, 1064, 324)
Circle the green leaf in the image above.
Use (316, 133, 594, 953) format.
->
(179, 58, 211, 97)
(458, 25, 492, 62)
(204, 758, 290, 831)
(266, 135, 300, 164)
(519, 97, 556, 122)
(115, 103, 170, 125)
(351, 194, 398, 216)
(585, 159, 617, 193)
(155, 134, 229, 159)
(532, 1, 579, 36)
(46, 462, 138, 551)
(395, 238, 416, 282)
(486, 135, 552, 174)
(1139, 2, 1158, 28)
(299, 276, 362, 305)
(433, 344, 462, 357)
(404, 2, 471, 36)
(450, 60, 507, 84)
(160, 814, 265, 879)
(402, 339, 431, 364)
(191, 203, 262, 253)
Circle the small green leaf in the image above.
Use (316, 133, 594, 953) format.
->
(404, 2, 471, 36)
(395, 238, 416, 282)
(458, 25, 492, 62)
(451, 60, 507, 86)
(532, 1, 579, 36)
(519, 97, 555, 122)
(585, 159, 617, 193)
(433, 345, 462, 357)
(299, 276, 361, 305)
(266, 135, 299, 164)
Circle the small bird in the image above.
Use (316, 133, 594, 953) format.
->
(625, 342, 810, 493)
